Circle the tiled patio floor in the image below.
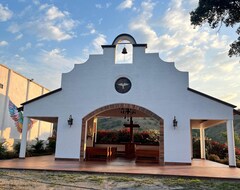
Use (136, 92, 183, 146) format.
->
(0, 155, 239, 180)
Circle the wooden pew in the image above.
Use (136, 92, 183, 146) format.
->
(85, 147, 117, 161)
(86, 147, 110, 161)
(135, 149, 159, 163)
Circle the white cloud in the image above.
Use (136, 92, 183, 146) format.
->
(7, 23, 21, 33)
(0, 4, 13, 22)
(82, 34, 107, 60)
(221, 93, 238, 102)
(95, 3, 111, 9)
(117, 0, 134, 10)
(32, 0, 40, 5)
(87, 23, 96, 34)
(15, 33, 23, 40)
(8, 4, 77, 41)
(20, 42, 31, 51)
(34, 48, 82, 88)
(0, 40, 8, 46)
(95, 4, 102, 9)
(46, 6, 64, 20)
(92, 34, 107, 52)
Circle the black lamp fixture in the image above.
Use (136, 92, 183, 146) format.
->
(122, 47, 127, 54)
(68, 115, 73, 127)
(173, 116, 178, 129)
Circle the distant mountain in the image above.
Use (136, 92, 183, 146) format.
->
(205, 115, 240, 146)
(97, 117, 160, 131)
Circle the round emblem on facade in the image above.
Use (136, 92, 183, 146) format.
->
(115, 77, 132, 94)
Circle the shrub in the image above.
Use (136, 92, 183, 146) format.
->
(13, 142, 21, 155)
(46, 137, 56, 153)
(208, 154, 220, 162)
(205, 140, 228, 159)
(192, 138, 200, 158)
(31, 138, 45, 153)
(237, 160, 240, 168)
(96, 129, 159, 144)
(0, 142, 7, 158)
(219, 158, 229, 165)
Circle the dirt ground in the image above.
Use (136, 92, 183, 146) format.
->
(0, 169, 240, 190)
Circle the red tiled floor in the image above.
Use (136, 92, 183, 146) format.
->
(0, 155, 239, 180)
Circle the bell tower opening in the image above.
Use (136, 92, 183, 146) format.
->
(112, 34, 137, 64)
(115, 40, 133, 64)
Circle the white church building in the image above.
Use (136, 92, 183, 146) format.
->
(19, 34, 237, 167)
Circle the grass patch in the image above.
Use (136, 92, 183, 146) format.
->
(86, 175, 105, 184)
(108, 175, 135, 182)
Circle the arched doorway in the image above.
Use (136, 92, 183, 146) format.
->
(81, 103, 164, 165)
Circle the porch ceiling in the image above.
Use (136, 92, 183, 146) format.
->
(30, 117, 58, 123)
(191, 119, 225, 129)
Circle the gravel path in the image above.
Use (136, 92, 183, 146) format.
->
(0, 169, 240, 190)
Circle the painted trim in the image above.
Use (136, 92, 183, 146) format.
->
(101, 45, 116, 48)
(102, 44, 147, 49)
(112, 33, 137, 45)
(188, 88, 236, 108)
(55, 158, 79, 161)
(133, 44, 147, 48)
(165, 162, 191, 165)
(21, 88, 62, 106)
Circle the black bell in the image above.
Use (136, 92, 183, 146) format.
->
(122, 47, 127, 54)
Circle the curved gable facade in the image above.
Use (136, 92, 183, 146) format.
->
(20, 34, 236, 166)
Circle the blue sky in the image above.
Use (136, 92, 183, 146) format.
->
(0, 0, 239, 108)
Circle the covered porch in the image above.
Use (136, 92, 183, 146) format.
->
(191, 119, 236, 167)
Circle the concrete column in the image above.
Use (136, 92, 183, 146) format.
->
(19, 117, 29, 158)
(200, 124, 206, 159)
(26, 79, 31, 140)
(94, 117, 98, 143)
(37, 87, 45, 138)
(226, 120, 236, 167)
(0, 69, 11, 139)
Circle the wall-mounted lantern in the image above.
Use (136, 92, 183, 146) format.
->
(173, 116, 178, 129)
(68, 115, 73, 127)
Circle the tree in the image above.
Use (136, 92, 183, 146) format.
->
(190, 0, 240, 57)
(221, 131, 240, 147)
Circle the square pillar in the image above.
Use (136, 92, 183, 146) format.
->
(200, 124, 206, 159)
(19, 117, 30, 158)
(226, 120, 236, 167)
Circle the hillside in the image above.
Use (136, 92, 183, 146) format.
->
(205, 115, 240, 145)
(97, 117, 160, 131)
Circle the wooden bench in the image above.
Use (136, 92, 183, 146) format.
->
(135, 149, 159, 163)
(86, 147, 117, 161)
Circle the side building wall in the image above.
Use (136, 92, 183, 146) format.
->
(0, 64, 53, 148)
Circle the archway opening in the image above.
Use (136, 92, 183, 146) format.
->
(81, 103, 164, 165)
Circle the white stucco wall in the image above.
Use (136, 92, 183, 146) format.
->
(22, 43, 234, 163)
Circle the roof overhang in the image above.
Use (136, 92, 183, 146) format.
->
(21, 88, 62, 106)
(188, 88, 236, 108)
